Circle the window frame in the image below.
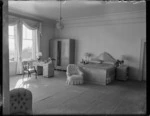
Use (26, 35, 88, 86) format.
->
(8, 25, 16, 62)
(22, 24, 34, 61)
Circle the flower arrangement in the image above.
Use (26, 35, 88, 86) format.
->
(36, 52, 42, 61)
(116, 59, 124, 67)
(82, 52, 92, 64)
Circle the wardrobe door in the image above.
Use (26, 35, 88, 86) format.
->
(69, 39, 75, 64)
(57, 41, 61, 66)
(61, 39, 70, 70)
(49, 39, 57, 68)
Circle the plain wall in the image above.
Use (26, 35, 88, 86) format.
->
(41, 21, 55, 60)
(9, 61, 17, 76)
(61, 10, 146, 80)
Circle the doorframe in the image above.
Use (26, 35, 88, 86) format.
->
(139, 38, 146, 81)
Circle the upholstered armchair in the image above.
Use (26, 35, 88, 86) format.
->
(66, 64, 84, 85)
(10, 88, 32, 115)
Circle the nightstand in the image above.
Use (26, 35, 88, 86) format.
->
(116, 65, 128, 81)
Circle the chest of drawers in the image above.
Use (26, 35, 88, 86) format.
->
(116, 65, 128, 81)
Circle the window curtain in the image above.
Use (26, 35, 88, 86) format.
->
(16, 21, 23, 74)
(22, 19, 41, 59)
(9, 15, 42, 74)
(9, 15, 19, 25)
(9, 16, 23, 74)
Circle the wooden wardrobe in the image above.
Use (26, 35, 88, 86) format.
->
(49, 38, 75, 71)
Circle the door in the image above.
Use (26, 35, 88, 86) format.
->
(57, 41, 61, 66)
(143, 42, 146, 81)
(61, 39, 69, 69)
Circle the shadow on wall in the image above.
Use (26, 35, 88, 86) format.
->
(125, 55, 140, 81)
(74, 39, 78, 64)
(128, 66, 140, 81)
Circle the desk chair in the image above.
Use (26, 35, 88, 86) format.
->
(22, 61, 37, 79)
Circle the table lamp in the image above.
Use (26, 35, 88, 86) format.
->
(37, 52, 42, 61)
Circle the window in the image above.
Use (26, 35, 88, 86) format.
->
(9, 22, 39, 62)
(22, 24, 34, 61)
(9, 25, 16, 61)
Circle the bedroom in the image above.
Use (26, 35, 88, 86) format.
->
(2, 0, 146, 115)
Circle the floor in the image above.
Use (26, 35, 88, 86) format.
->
(10, 71, 146, 115)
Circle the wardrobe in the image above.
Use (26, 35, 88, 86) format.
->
(49, 38, 75, 71)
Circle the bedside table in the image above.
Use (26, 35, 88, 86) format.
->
(116, 65, 128, 81)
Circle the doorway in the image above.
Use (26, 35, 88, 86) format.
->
(142, 42, 146, 81)
(139, 38, 146, 81)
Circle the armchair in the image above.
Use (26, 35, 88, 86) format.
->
(66, 64, 84, 85)
(10, 88, 32, 115)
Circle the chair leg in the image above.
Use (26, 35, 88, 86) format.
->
(35, 72, 37, 79)
(28, 72, 31, 77)
(28, 72, 29, 77)
(35, 70, 37, 79)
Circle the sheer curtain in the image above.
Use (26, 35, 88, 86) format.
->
(22, 19, 41, 59)
(16, 21, 23, 74)
(9, 16, 23, 74)
(9, 15, 42, 74)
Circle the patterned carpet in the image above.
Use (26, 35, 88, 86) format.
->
(10, 71, 146, 115)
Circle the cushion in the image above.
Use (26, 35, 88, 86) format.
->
(103, 61, 116, 65)
(89, 58, 103, 64)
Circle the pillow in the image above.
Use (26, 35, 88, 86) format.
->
(89, 58, 103, 64)
(89, 60, 101, 64)
(103, 61, 116, 65)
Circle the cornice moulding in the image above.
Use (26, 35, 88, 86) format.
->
(63, 10, 146, 27)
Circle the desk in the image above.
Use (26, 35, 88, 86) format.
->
(33, 61, 54, 77)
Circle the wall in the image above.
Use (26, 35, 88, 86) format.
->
(9, 14, 55, 76)
(2, 0, 10, 114)
(9, 61, 17, 76)
(41, 21, 55, 60)
(61, 10, 146, 80)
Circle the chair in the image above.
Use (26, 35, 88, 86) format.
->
(10, 88, 32, 115)
(66, 64, 84, 85)
(22, 60, 37, 79)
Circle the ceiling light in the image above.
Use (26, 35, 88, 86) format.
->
(56, 0, 64, 30)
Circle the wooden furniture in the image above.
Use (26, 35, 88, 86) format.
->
(116, 65, 128, 81)
(33, 61, 54, 77)
(79, 63, 116, 85)
(49, 38, 75, 71)
(22, 60, 37, 79)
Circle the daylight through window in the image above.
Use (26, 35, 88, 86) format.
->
(9, 25, 16, 61)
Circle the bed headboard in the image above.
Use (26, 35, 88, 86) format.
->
(96, 52, 116, 63)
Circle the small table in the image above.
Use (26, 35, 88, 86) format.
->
(116, 65, 128, 81)
(33, 61, 54, 77)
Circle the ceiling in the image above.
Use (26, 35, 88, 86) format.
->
(8, 0, 146, 21)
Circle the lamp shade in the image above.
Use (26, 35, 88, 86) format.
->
(37, 52, 42, 57)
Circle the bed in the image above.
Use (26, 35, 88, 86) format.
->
(79, 52, 117, 85)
